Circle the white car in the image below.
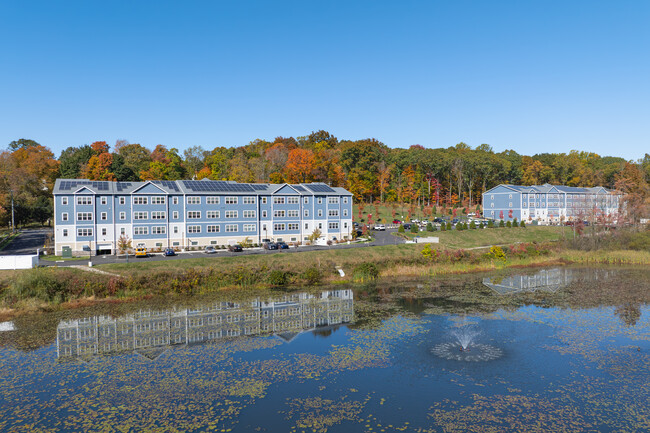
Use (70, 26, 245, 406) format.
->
(374, 224, 386, 231)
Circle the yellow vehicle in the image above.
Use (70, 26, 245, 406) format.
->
(135, 247, 148, 258)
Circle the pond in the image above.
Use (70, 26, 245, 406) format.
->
(0, 266, 649, 432)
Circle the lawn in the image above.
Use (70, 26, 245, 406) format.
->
(396, 225, 572, 249)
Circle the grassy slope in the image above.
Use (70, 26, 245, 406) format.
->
(397, 226, 572, 249)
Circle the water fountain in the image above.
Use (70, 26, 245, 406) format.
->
(431, 320, 503, 362)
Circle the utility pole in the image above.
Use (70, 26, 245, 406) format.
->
(11, 190, 15, 233)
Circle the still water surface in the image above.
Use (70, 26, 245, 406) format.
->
(0, 267, 648, 432)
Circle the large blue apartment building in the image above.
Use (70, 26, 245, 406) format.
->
(482, 184, 622, 224)
(53, 179, 354, 255)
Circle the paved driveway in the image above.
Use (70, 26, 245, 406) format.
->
(42, 229, 405, 267)
(1, 228, 51, 255)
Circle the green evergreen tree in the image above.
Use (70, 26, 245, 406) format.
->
(398, 224, 405, 233)
(499, 220, 506, 228)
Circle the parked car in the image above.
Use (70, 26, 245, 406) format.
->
(164, 248, 176, 256)
(135, 247, 147, 258)
(228, 244, 243, 252)
(433, 217, 445, 223)
(392, 219, 401, 224)
(276, 241, 289, 249)
(402, 223, 411, 230)
(204, 246, 217, 254)
(374, 224, 386, 231)
(263, 241, 278, 250)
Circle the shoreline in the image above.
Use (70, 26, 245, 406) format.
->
(1, 242, 648, 320)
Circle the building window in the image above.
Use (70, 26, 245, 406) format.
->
(173, 226, 178, 234)
(152, 226, 166, 235)
(100, 196, 106, 205)
(77, 196, 93, 205)
(173, 197, 178, 205)
(77, 212, 93, 221)
(133, 197, 148, 205)
(225, 210, 238, 218)
(274, 210, 285, 218)
(287, 197, 299, 204)
(243, 210, 256, 218)
(328, 197, 339, 204)
(304, 197, 309, 204)
(243, 196, 255, 204)
(187, 225, 201, 233)
(490, 195, 494, 200)
(318, 197, 323, 204)
(344, 222, 348, 229)
(318, 223, 322, 229)
(134, 211, 148, 220)
(63, 229, 68, 237)
(187, 211, 201, 219)
(134, 227, 148, 235)
(328, 210, 339, 217)
(62, 213, 68, 221)
(318, 210, 323, 217)
(187, 196, 201, 205)
(102, 228, 107, 236)
(274, 223, 285, 231)
(329, 222, 339, 230)
(305, 223, 309, 230)
(173, 211, 179, 219)
(61, 197, 68, 205)
(262, 210, 267, 218)
(99, 212, 106, 220)
(77, 228, 93, 237)
(151, 196, 165, 205)
(121, 228, 126, 235)
(151, 211, 166, 219)
(509, 202, 512, 207)
(225, 196, 237, 205)
(288, 223, 299, 230)
(117, 196, 124, 205)
(207, 211, 219, 219)
(119, 212, 126, 220)
(304, 210, 309, 217)
(261, 197, 267, 204)
(343, 197, 348, 204)
(343, 209, 348, 217)
(490, 203, 494, 208)
(243, 224, 256, 232)
(273, 197, 285, 204)
(206, 196, 219, 205)
(225, 224, 237, 232)
(287, 210, 299, 218)
(207, 225, 219, 233)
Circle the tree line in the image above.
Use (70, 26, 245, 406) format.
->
(1, 132, 649, 227)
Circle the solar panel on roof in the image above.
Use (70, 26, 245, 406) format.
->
(293, 185, 306, 192)
(305, 184, 335, 193)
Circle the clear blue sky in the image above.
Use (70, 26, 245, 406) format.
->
(1, 1, 648, 160)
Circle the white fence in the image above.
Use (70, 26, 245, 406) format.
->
(0, 255, 39, 270)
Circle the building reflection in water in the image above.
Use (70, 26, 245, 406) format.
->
(482, 267, 614, 295)
(56, 289, 353, 360)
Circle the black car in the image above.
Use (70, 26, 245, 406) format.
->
(228, 244, 243, 252)
(433, 217, 445, 223)
(402, 223, 412, 230)
(164, 248, 176, 256)
(263, 241, 278, 250)
(276, 241, 289, 249)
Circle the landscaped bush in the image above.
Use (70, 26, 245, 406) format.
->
(512, 218, 518, 227)
(410, 224, 419, 234)
(398, 224, 405, 233)
(520, 220, 526, 228)
(499, 220, 506, 228)
(488, 220, 494, 228)
(446, 222, 452, 231)
(487, 245, 507, 262)
(506, 221, 512, 228)
(426, 223, 434, 232)
(469, 221, 476, 230)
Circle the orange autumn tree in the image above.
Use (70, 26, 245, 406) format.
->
(284, 148, 315, 183)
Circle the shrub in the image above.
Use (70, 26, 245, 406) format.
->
(268, 270, 289, 286)
(398, 224, 405, 233)
(446, 222, 452, 231)
(426, 222, 434, 232)
(520, 220, 526, 228)
(410, 224, 419, 234)
(488, 245, 507, 262)
(506, 221, 512, 228)
(488, 220, 494, 228)
(512, 218, 518, 227)
(456, 222, 463, 231)
(303, 266, 322, 285)
(440, 223, 446, 232)
(353, 262, 379, 282)
(499, 220, 506, 228)
(469, 221, 476, 229)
